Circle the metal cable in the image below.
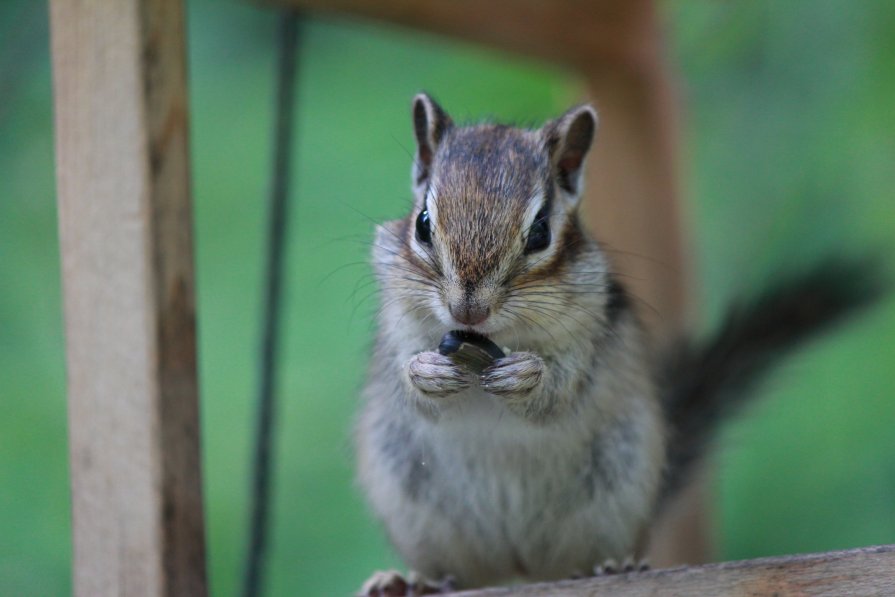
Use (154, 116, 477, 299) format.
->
(243, 12, 301, 597)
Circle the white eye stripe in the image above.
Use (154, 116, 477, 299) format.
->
(523, 189, 549, 226)
(521, 191, 562, 262)
(425, 190, 439, 228)
(522, 194, 551, 242)
(412, 194, 438, 261)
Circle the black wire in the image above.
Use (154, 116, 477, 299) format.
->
(243, 11, 301, 597)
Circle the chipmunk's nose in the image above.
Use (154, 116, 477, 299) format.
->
(449, 302, 490, 326)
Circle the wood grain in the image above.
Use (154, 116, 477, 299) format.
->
(454, 545, 895, 596)
(49, 0, 207, 595)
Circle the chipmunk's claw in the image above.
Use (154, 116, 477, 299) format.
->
(480, 352, 544, 398)
(406, 351, 473, 398)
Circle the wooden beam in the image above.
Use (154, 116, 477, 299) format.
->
(49, 1, 207, 595)
(576, 1, 690, 338)
(260, 0, 659, 71)
(454, 545, 895, 596)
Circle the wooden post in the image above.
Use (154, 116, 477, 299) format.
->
(579, 3, 690, 335)
(49, 0, 207, 595)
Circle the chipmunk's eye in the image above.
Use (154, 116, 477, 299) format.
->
(415, 208, 432, 245)
(524, 206, 551, 254)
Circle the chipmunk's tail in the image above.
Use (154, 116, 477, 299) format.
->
(658, 258, 886, 506)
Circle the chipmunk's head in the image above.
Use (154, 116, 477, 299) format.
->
(375, 93, 614, 344)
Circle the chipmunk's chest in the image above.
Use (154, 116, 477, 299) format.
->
(410, 407, 652, 578)
(422, 395, 655, 559)
(429, 399, 646, 499)
(359, 381, 663, 584)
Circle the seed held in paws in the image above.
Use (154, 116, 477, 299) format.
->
(437, 330, 505, 374)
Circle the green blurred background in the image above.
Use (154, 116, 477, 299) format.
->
(1, 1, 894, 595)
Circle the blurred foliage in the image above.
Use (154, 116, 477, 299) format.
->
(0, 0, 893, 595)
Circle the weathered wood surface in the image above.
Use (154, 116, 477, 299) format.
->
(49, 0, 207, 595)
(455, 545, 895, 596)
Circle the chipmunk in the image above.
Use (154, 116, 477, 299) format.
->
(355, 93, 881, 595)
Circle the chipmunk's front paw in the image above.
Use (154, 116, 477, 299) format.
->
(481, 352, 544, 399)
(406, 351, 473, 398)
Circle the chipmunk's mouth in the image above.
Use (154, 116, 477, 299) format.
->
(454, 320, 498, 338)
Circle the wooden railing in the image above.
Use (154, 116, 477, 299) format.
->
(456, 545, 895, 596)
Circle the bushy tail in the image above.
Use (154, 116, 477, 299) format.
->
(659, 258, 886, 505)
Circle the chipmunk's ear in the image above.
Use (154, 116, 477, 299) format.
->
(412, 93, 452, 191)
(544, 104, 598, 199)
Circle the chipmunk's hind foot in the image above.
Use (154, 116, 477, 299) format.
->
(359, 570, 456, 597)
(592, 556, 649, 576)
